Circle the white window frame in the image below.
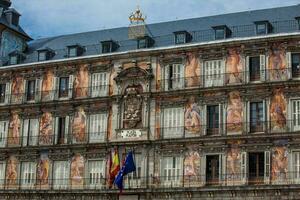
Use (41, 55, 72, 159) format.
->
(0, 162, 5, 187)
(0, 121, 8, 147)
(161, 156, 183, 187)
(88, 113, 107, 143)
(292, 151, 300, 184)
(123, 153, 142, 189)
(22, 118, 39, 146)
(163, 63, 184, 91)
(87, 160, 105, 189)
(162, 107, 184, 139)
(53, 161, 69, 189)
(204, 59, 225, 87)
(91, 72, 109, 97)
(21, 162, 36, 189)
(291, 99, 300, 131)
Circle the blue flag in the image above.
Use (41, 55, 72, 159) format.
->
(114, 151, 136, 190)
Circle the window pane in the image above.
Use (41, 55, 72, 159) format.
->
(215, 29, 225, 40)
(175, 33, 186, 44)
(249, 56, 260, 81)
(0, 84, 5, 103)
(292, 53, 300, 78)
(69, 47, 77, 57)
(59, 77, 69, 98)
(10, 56, 18, 65)
(257, 24, 267, 35)
(27, 80, 36, 101)
(39, 52, 47, 61)
(102, 43, 112, 53)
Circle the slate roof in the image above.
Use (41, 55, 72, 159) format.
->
(7, 4, 300, 65)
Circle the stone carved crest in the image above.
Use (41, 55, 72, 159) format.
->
(123, 85, 143, 129)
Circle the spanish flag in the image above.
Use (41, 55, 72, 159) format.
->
(108, 148, 120, 188)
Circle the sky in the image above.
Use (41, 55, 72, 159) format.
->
(13, 0, 300, 39)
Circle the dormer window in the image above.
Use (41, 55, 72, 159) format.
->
(255, 21, 272, 35)
(101, 40, 119, 53)
(174, 31, 192, 44)
(38, 48, 54, 61)
(9, 51, 24, 65)
(296, 17, 300, 30)
(4, 8, 20, 27)
(67, 45, 84, 57)
(137, 36, 154, 49)
(213, 25, 231, 40)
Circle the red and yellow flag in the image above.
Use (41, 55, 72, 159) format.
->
(108, 149, 120, 188)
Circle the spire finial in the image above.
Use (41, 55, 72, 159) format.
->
(129, 5, 146, 25)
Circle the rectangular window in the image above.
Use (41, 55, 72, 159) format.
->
(250, 102, 264, 133)
(293, 152, 300, 182)
(21, 162, 36, 189)
(53, 161, 69, 189)
(124, 154, 142, 188)
(0, 84, 6, 104)
(89, 113, 107, 143)
(102, 42, 112, 53)
(10, 55, 18, 65)
(88, 160, 105, 189)
(56, 117, 67, 144)
(256, 23, 267, 35)
(38, 51, 47, 61)
(204, 60, 224, 87)
(167, 64, 184, 90)
(248, 152, 264, 184)
(249, 56, 261, 81)
(292, 53, 300, 78)
(163, 107, 184, 138)
(22, 119, 39, 146)
(206, 155, 220, 185)
(59, 77, 69, 98)
(292, 99, 300, 131)
(162, 157, 182, 187)
(175, 33, 186, 44)
(68, 47, 77, 57)
(91, 73, 108, 97)
(0, 162, 5, 186)
(215, 28, 225, 40)
(26, 80, 36, 101)
(207, 105, 219, 135)
(0, 121, 8, 147)
(137, 38, 147, 49)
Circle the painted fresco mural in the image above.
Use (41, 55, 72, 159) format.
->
(184, 96, 201, 135)
(74, 65, 89, 98)
(270, 88, 287, 131)
(39, 112, 53, 145)
(42, 69, 54, 101)
(11, 76, 24, 104)
(72, 107, 87, 143)
(271, 145, 288, 183)
(268, 43, 288, 81)
(226, 141, 241, 185)
(5, 156, 18, 186)
(37, 152, 50, 186)
(71, 154, 85, 187)
(226, 48, 243, 84)
(184, 150, 200, 185)
(8, 112, 20, 146)
(185, 53, 201, 88)
(227, 91, 243, 134)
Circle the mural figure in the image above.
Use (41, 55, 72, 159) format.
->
(270, 88, 286, 131)
(268, 43, 288, 81)
(227, 145, 241, 184)
(71, 154, 84, 186)
(185, 53, 201, 87)
(226, 48, 243, 84)
(184, 151, 200, 178)
(37, 153, 50, 185)
(8, 112, 20, 145)
(6, 156, 18, 185)
(42, 70, 54, 101)
(227, 91, 243, 134)
(123, 85, 143, 129)
(39, 112, 53, 145)
(74, 65, 89, 98)
(11, 76, 24, 103)
(72, 107, 87, 143)
(271, 146, 288, 182)
(184, 96, 201, 134)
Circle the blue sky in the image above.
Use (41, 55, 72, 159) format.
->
(13, 0, 300, 39)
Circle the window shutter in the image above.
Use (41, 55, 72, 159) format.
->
(104, 72, 109, 96)
(65, 116, 69, 144)
(91, 73, 100, 97)
(246, 101, 250, 134)
(30, 119, 39, 146)
(200, 155, 206, 186)
(245, 56, 250, 83)
(101, 113, 107, 141)
(219, 104, 224, 135)
(164, 65, 170, 91)
(221, 58, 226, 86)
(241, 152, 247, 185)
(286, 52, 292, 79)
(288, 151, 293, 184)
(264, 100, 268, 133)
(0, 121, 8, 147)
(24, 80, 28, 102)
(260, 55, 266, 81)
(35, 79, 42, 102)
(203, 105, 207, 135)
(178, 64, 184, 89)
(22, 119, 29, 146)
(220, 154, 226, 185)
(264, 151, 271, 184)
(0, 162, 5, 185)
(68, 75, 74, 98)
(4, 82, 11, 104)
(287, 98, 292, 132)
(54, 117, 59, 144)
(54, 77, 59, 100)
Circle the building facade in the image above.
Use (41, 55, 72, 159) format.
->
(1, 1, 300, 199)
